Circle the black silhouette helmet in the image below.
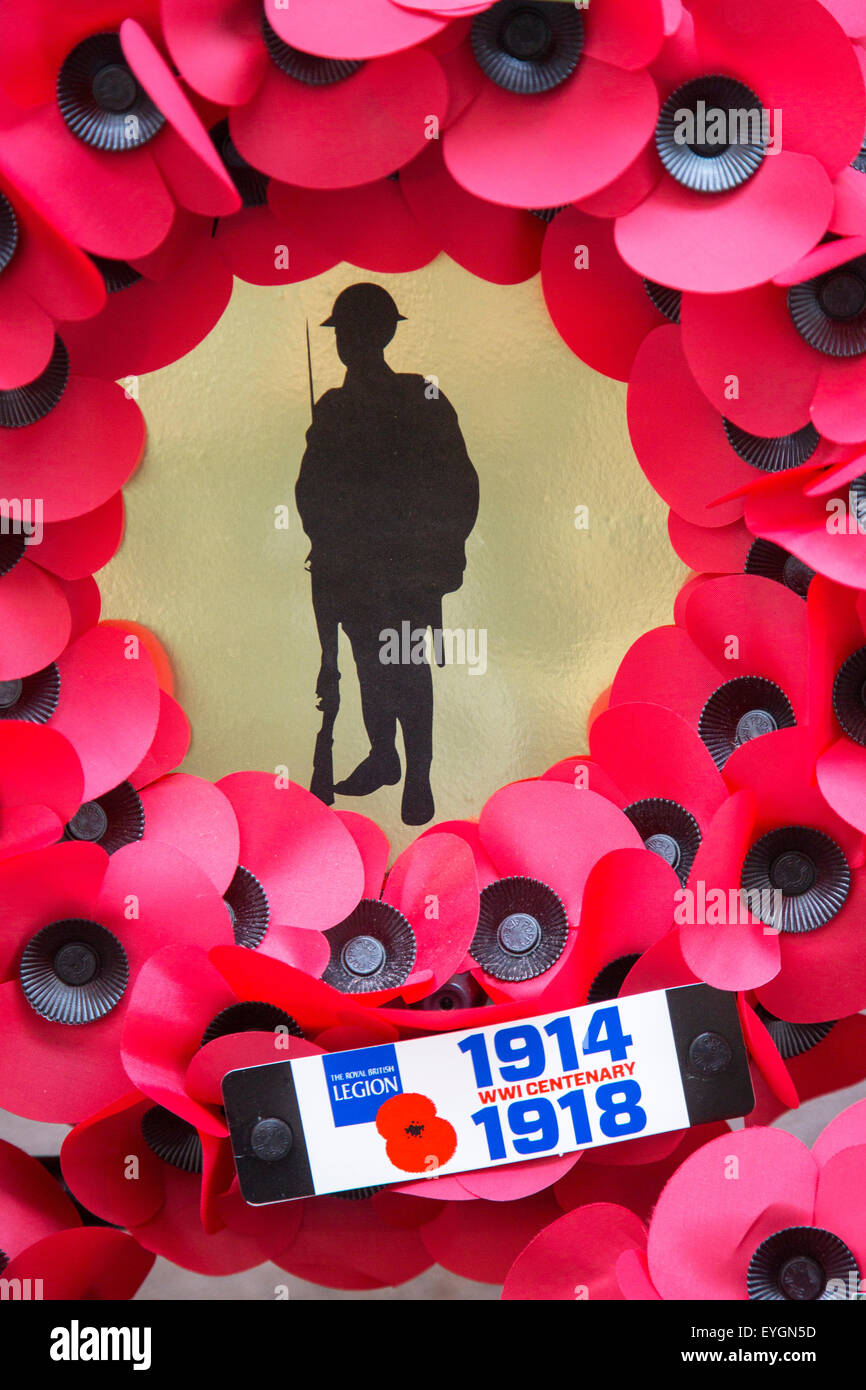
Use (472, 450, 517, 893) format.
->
(321, 283, 406, 347)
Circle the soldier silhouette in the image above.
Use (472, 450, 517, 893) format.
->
(296, 283, 479, 825)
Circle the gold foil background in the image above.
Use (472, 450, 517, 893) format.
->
(97, 257, 686, 853)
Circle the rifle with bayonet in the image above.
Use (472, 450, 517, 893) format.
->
(304, 320, 341, 805)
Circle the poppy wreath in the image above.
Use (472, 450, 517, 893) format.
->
(1, 0, 866, 1302)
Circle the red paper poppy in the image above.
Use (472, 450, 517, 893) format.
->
(628, 325, 847, 533)
(0, 166, 104, 390)
(276, 1190, 435, 1291)
(0, 10, 239, 260)
(502, 1200, 650, 1300)
(441, 0, 663, 209)
(0, 838, 234, 1121)
(1, 623, 161, 803)
(61, 1090, 303, 1276)
(680, 237, 866, 446)
(808, 576, 866, 836)
(678, 726, 866, 1015)
(162, 0, 448, 190)
(643, 1108, 866, 1300)
(611, 574, 810, 771)
(0, 1132, 155, 1298)
(0, 722, 83, 859)
(542, 208, 672, 382)
(0, 492, 125, 679)
(613, 0, 863, 294)
(746, 1012, 866, 1127)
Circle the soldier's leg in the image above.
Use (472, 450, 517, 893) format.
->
(333, 619, 401, 796)
(396, 623, 434, 826)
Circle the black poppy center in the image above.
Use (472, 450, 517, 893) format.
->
(0, 678, 22, 709)
(341, 934, 387, 977)
(497, 911, 541, 955)
(92, 63, 137, 113)
(141, 1106, 203, 1174)
(788, 255, 866, 358)
(643, 278, 682, 324)
(745, 539, 815, 599)
(89, 254, 143, 295)
(722, 417, 820, 473)
(656, 75, 766, 194)
(53, 941, 98, 985)
(201, 1000, 303, 1047)
(223, 865, 270, 949)
(415, 971, 487, 1013)
(471, 876, 568, 983)
(0, 192, 19, 277)
(261, 13, 363, 86)
(210, 120, 269, 209)
(471, 1, 583, 96)
(20, 918, 128, 1024)
(0, 336, 70, 430)
(752, 1003, 835, 1059)
(624, 798, 701, 885)
(63, 782, 145, 855)
(833, 645, 866, 746)
(57, 33, 165, 152)
(748, 1226, 859, 1301)
(0, 663, 60, 724)
(699, 675, 796, 770)
(500, 6, 553, 61)
(587, 953, 641, 1004)
(322, 899, 416, 995)
(769, 849, 816, 896)
(742, 826, 850, 934)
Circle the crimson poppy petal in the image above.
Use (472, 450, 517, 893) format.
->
(444, 56, 657, 209)
(458, 1153, 579, 1201)
(0, 721, 82, 834)
(0, 558, 70, 678)
(0, 104, 174, 260)
(161, 0, 266, 106)
(627, 327, 754, 527)
(817, 739, 866, 836)
(617, 152, 832, 295)
(690, 0, 865, 178)
(128, 690, 191, 789)
(420, 1191, 560, 1283)
(0, 169, 105, 323)
(35, 494, 124, 581)
(400, 144, 543, 285)
(52, 625, 160, 800)
(334, 810, 390, 899)
(680, 284, 820, 438)
(266, 0, 446, 58)
(137, 773, 239, 894)
(668, 512, 753, 574)
(738, 997, 799, 1110)
(479, 780, 643, 922)
(383, 831, 479, 991)
(3, 1227, 155, 1300)
(0, 839, 106, 979)
(231, 52, 447, 189)
(542, 208, 662, 381)
(583, 0, 666, 69)
(61, 243, 233, 378)
(591, 702, 727, 827)
(813, 1095, 866, 1165)
(276, 1195, 433, 1288)
(0, 1137, 81, 1257)
(502, 1202, 647, 1300)
(216, 772, 365, 931)
(0, 279, 55, 388)
(61, 1092, 167, 1228)
(646, 1127, 816, 1300)
(274, 176, 439, 274)
(756, 871, 866, 1022)
(121, 945, 234, 1137)
(610, 624, 722, 727)
(811, 355, 866, 444)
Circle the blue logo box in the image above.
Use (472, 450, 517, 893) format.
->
(322, 1044, 403, 1128)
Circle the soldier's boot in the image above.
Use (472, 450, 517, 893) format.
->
(334, 747, 401, 796)
(401, 765, 434, 826)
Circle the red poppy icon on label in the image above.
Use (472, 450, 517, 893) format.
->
(375, 1092, 457, 1174)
